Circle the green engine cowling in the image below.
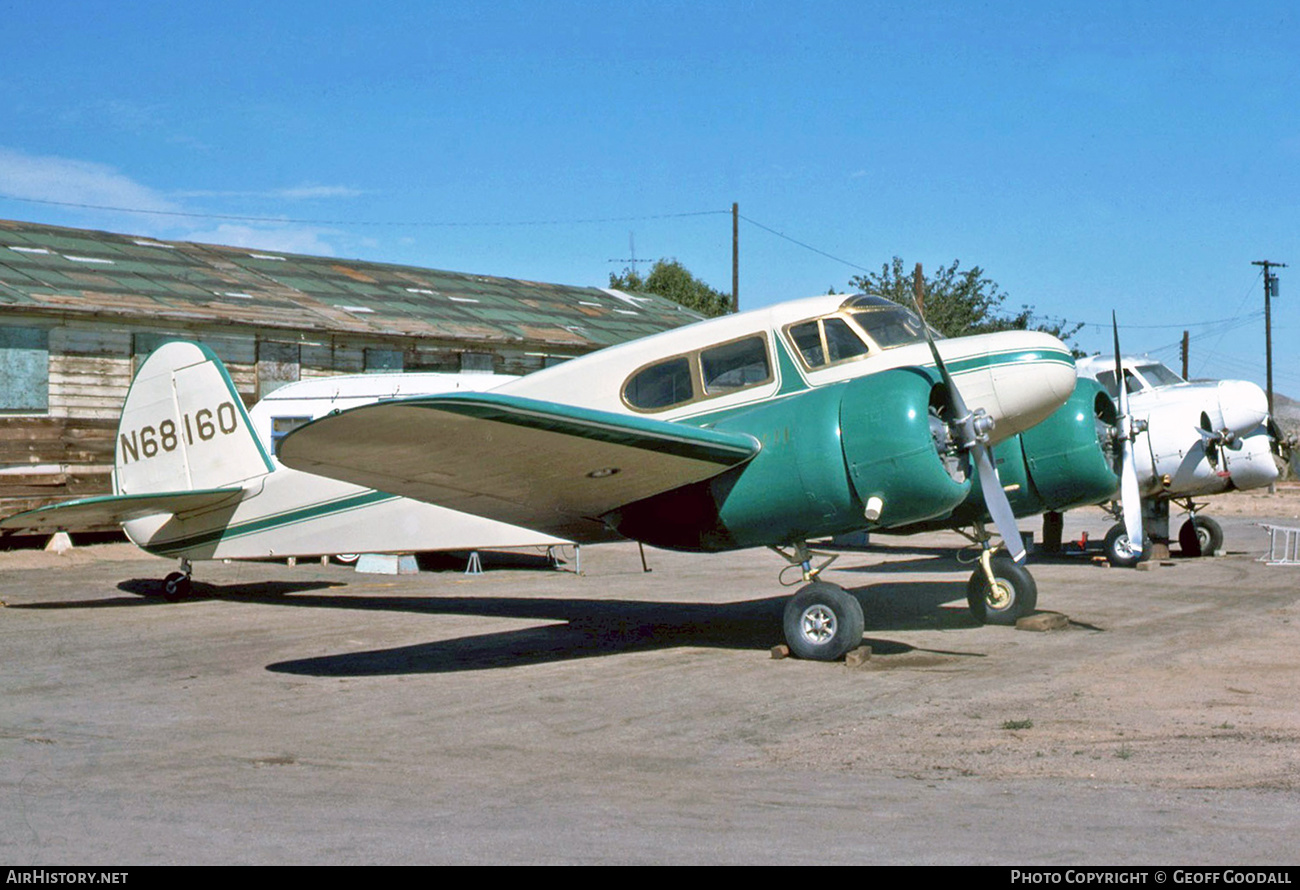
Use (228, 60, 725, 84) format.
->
(608, 368, 971, 551)
(909, 377, 1119, 530)
(711, 367, 971, 547)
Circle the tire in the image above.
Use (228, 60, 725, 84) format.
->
(163, 571, 191, 601)
(966, 555, 1038, 625)
(1178, 516, 1223, 558)
(1104, 523, 1143, 568)
(782, 582, 865, 661)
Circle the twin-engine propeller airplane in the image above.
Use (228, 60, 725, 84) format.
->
(1074, 342, 1281, 566)
(0, 343, 567, 595)
(278, 293, 1078, 659)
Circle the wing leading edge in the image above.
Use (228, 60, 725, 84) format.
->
(278, 392, 761, 542)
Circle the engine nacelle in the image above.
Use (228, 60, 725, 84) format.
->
(901, 378, 1119, 530)
(608, 369, 971, 551)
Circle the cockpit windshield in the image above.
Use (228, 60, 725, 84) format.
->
(1135, 362, 1184, 388)
(840, 294, 937, 349)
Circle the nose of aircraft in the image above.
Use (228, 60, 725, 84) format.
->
(1216, 379, 1269, 435)
(981, 331, 1078, 439)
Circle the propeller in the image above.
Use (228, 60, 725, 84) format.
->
(1194, 412, 1235, 474)
(1111, 313, 1144, 556)
(910, 292, 1026, 562)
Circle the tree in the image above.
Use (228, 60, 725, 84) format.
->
(849, 256, 1083, 351)
(609, 258, 732, 318)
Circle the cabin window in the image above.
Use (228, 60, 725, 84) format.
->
(824, 318, 870, 361)
(789, 321, 826, 367)
(785, 317, 870, 370)
(624, 356, 693, 410)
(271, 416, 313, 455)
(0, 326, 49, 413)
(701, 336, 772, 394)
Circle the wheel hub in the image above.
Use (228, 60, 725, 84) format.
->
(986, 578, 1013, 610)
(799, 605, 837, 644)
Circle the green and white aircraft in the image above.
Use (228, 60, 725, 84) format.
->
(5, 293, 1110, 660)
(278, 293, 1085, 659)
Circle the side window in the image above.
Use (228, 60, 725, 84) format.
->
(789, 322, 825, 367)
(700, 336, 771, 394)
(625, 356, 693, 410)
(0, 326, 49, 413)
(271, 416, 313, 455)
(823, 318, 870, 362)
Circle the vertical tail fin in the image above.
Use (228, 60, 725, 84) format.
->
(115, 341, 273, 495)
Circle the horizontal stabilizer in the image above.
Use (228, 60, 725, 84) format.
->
(0, 488, 245, 534)
(279, 392, 760, 541)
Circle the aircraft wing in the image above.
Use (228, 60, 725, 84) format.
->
(278, 392, 761, 542)
(0, 488, 246, 534)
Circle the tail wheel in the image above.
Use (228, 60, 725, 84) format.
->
(162, 571, 191, 602)
(966, 555, 1037, 625)
(1178, 516, 1223, 557)
(782, 582, 865, 661)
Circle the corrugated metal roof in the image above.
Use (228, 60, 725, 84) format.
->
(0, 219, 705, 348)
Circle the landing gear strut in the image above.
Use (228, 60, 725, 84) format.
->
(1177, 510, 1223, 557)
(771, 542, 862, 661)
(960, 523, 1037, 625)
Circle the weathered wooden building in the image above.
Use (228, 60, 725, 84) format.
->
(0, 218, 704, 518)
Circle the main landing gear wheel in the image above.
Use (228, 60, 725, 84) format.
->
(162, 571, 192, 602)
(782, 581, 865, 661)
(966, 555, 1037, 626)
(1178, 516, 1223, 557)
(1103, 523, 1144, 568)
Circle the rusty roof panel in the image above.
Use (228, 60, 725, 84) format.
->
(0, 219, 705, 348)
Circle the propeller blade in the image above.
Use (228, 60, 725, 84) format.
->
(912, 290, 1025, 562)
(974, 442, 1026, 562)
(1112, 312, 1143, 555)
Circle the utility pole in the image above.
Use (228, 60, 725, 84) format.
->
(1181, 330, 1189, 380)
(731, 203, 739, 314)
(1252, 260, 1286, 418)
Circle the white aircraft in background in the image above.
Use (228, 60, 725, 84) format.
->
(1075, 349, 1280, 565)
(0, 342, 566, 596)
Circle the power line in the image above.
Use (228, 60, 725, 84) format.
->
(0, 192, 730, 228)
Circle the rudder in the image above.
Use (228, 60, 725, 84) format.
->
(115, 341, 273, 495)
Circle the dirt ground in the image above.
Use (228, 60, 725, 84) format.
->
(1, 488, 1298, 864)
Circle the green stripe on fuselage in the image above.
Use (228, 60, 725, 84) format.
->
(144, 489, 401, 556)
(679, 347, 1073, 428)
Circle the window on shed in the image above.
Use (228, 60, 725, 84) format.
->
(700, 336, 772, 394)
(365, 348, 404, 373)
(460, 352, 495, 374)
(257, 341, 301, 399)
(624, 356, 693, 410)
(0, 326, 49, 413)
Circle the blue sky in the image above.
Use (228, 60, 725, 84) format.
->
(1, 1, 1296, 392)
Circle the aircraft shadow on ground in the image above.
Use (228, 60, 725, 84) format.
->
(7, 579, 344, 609)
(207, 577, 979, 676)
